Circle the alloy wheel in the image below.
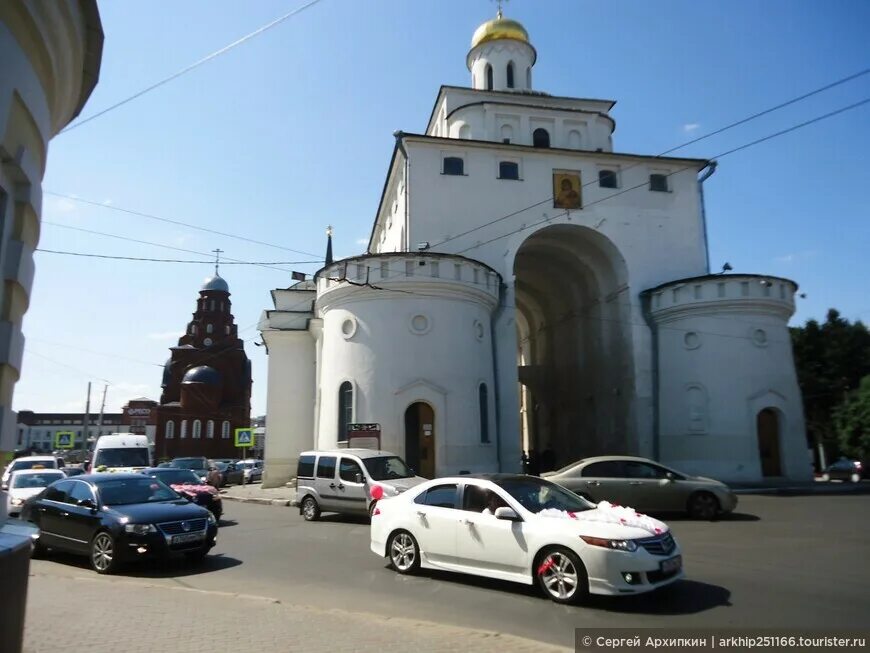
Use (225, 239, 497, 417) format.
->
(539, 552, 579, 601)
(91, 533, 114, 573)
(689, 492, 719, 520)
(390, 533, 417, 572)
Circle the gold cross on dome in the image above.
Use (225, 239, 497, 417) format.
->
(212, 248, 223, 275)
(492, 0, 508, 18)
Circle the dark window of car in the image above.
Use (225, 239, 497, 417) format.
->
(443, 156, 464, 176)
(462, 485, 489, 512)
(94, 448, 149, 469)
(649, 173, 669, 192)
(152, 469, 202, 485)
(297, 455, 315, 478)
(44, 480, 74, 503)
(598, 169, 618, 188)
(581, 461, 626, 478)
(94, 477, 177, 505)
(498, 161, 519, 180)
(316, 456, 337, 479)
(624, 462, 669, 479)
(10, 472, 64, 489)
(172, 457, 207, 470)
(339, 458, 365, 483)
(67, 481, 95, 505)
(414, 484, 458, 509)
(362, 456, 413, 481)
(532, 128, 550, 148)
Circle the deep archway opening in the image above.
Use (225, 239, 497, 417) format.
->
(514, 224, 634, 472)
(756, 408, 782, 477)
(404, 402, 435, 478)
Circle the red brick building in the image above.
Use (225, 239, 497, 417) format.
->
(155, 273, 251, 460)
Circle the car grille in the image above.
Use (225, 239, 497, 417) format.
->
(157, 518, 207, 535)
(646, 567, 680, 584)
(637, 532, 676, 556)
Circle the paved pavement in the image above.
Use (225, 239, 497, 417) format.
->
(23, 572, 568, 653)
(220, 481, 296, 505)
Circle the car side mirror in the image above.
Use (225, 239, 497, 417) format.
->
(665, 472, 676, 481)
(494, 507, 521, 521)
(354, 473, 364, 484)
(77, 498, 97, 511)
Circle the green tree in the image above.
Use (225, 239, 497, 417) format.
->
(790, 309, 870, 452)
(833, 375, 870, 460)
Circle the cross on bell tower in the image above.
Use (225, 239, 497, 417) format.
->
(212, 248, 223, 276)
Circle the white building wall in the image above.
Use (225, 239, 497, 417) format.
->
(467, 40, 535, 92)
(650, 275, 811, 483)
(315, 255, 500, 475)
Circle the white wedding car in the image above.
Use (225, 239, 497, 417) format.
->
(370, 474, 684, 604)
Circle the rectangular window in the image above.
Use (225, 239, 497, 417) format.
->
(498, 161, 520, 180)
(442, 156, 464, 176)
(316, 456, 336, 479)
(649, 173, 669, 192)
(598, 170, 618, 188)
(298, 455, 316, 478)
(414, 484, 458, 509)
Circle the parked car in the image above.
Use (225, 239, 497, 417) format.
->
(170, 457, 210, 483)
(140, 468, 222, 520)
(2, 455, 59, 490)
(542, 455, 737, 521)
(20, 473, 217, 574)
(821, 459, 866, 483)
(295, 449, 426, 521)
(5, 469, 66, 518)
(236, 459, 264, 485)
(87, 434, 151, 473)
(210, 460, 243, 487)
(371, 474, 683, 604)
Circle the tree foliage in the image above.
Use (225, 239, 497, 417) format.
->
(790, 309, 870, 451)
(833, 375, 870, 460)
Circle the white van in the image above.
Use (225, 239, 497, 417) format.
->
(88, 434, 151, 473)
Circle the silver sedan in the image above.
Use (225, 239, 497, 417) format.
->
(543, 456, 737, 520)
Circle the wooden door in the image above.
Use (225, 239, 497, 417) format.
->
(757, 408, 782, 477)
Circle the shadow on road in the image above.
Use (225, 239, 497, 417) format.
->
(218, 519, 239, 528)
(406, 567, 729, 615)
(40, 548, 242, 578)
(318, 513, 371, 525)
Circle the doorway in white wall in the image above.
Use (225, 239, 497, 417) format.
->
(404, 402, 435, 478)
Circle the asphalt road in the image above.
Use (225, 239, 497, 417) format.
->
(30, 492, 870, 649)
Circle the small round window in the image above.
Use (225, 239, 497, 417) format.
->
(409, 314, 431, 335)
(752, 328, 768, 347)
(341, 317, 357, 340)
(683, 331, 701, 350)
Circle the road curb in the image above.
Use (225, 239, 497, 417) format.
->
(221, 495, 294, 506)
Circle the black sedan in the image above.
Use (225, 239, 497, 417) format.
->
(140, 467, 223, 520)
(822, 459, 867, 483)
(20, 473, 218, 574)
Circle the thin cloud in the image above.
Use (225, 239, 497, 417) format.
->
(683, 123, 700, 133)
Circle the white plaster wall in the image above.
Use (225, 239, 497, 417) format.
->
(467, 40, 535, 92)
(316, 269, 499, 476)
(651, 276, 812, 483)
(372, 164, 407, 253)
(261, 330, 315, 486)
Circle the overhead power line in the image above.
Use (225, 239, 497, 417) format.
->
(43, 192, 321, 258)
(36, 249, 321, 266)
(59, 0, 327, 134)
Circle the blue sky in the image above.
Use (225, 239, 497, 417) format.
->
(15, 0, 870, 415)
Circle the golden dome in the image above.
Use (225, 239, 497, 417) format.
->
(470, 14, 530, 49)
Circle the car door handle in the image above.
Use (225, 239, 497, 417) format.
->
(61, 511, 70, 517)
(416, 510, 427, 518)
(329, 483, 336, 489)
(586, 481, 600, 486)
(337, 483, 345, 490)
(460, 518, 474, 526)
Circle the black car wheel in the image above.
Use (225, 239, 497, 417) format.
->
(534, 547, 589, 604)
(687, 491, 720, 520)
(90, 531, 120, 574)
(301, 496, 320, 521)
(184, 548, 210, 564)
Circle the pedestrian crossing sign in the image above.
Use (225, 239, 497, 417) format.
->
(234, 428, 253, 448)
(55, 431, 75, 449)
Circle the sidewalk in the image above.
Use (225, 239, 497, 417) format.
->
(220, 482, 297, 506)
(23, 572, 570, 653)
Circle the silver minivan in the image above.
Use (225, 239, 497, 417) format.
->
(294, 449, 426, 521)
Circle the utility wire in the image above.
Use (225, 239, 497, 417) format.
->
(43, 192, 321, 258)
(40, 221, 310, 274)
(36, 249, 321, 266)
(59, 0, 327, 134)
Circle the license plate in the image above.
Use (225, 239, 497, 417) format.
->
(660, 555, 682, 574)
(171, 532, 204, 545)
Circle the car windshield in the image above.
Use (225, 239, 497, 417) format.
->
(172, 458, 207, 470)
(495, 477, 593, 514)
(11, 472, 65, 489)
(150, 470, 203, 485)
(94, 448, 149, 468)
(95, 477, 178, 505)
(363, 456, 412, 481)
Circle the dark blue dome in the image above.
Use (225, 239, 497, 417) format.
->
(182, 365, 221, 385)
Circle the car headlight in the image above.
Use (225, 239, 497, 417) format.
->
(207, 512, 217, 525)
(580, 535, 638, 552)
(10, 498, 24, 506)
(124, 524, 157, 535)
